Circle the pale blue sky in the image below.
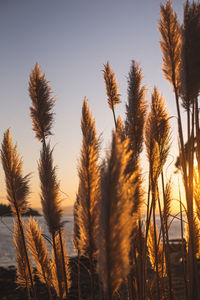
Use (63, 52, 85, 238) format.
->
(0, 0, 186, 208)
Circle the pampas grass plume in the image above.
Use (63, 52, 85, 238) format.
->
(147, 222, 166, 277)
(180, 2, 200, 105)
(38, 142, 62, 235)
(125, 60, 147, 160)
(77, 98, 100, 258)
(103, 62, 121, 110)
(159, 0, 181, 91)
(1, 129, 30, 215)
(29, 63, 55, 142)
(26, 217, 52, 286)
(98, 131, 134, 297)
(14, 220, 34, 289)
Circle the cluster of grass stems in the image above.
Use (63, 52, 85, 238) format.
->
(1, 1, 200, 299)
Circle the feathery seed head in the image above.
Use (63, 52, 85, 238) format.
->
(1, 129, 30, 215)
(103, 62, 121, 110)
(145, 87, 171, 183)
(14, 220, 34, 288)
(180, 1, 200, 107)
(125, 60, 147, 159)
(98, 131, 135, 296)
(163, 178, 172, 226)
(147, 222, 166, 277)
(38, 143, 63, 234)
(29, 63, 55, 142)
(77, 98, 100, 258)
(26, 217, 52, 285)
(159, 0, 181, 92)
(185, 216, 200, 258)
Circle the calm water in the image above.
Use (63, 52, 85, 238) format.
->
(0, 215, 76, 267)
(0, 215, 185, 267)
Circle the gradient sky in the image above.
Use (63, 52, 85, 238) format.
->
(0, 0, 186, 209)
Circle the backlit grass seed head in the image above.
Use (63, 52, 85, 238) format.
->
(14, 220, 34, 288)
(1, 129, 30, 215)
(38, 143, 62, 234)
(180, 2, 200, 107)
(77, 98, 100, 257)
(145, 87, 171, 181)
(26, 217, 52, 285)
(147, 222, 166, 277)
(103, 62, 121, 110)
(159, 0, 181, 92)
(29, 63, 55, 142)
(125, 60, 147, 159)
(98, 131, 134, 297)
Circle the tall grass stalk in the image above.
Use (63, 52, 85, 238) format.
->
(98, 131, 135, 299)
(124, 60, 147, 300)
(145, 86, 170, 299)
(158, 1, 200, 297)
(76, 98, 100, 300)
(26, 217, 53, 300)
(181, 2, 200, 297)
(1, 129, 37, 300)
(29, 63, 67, 299)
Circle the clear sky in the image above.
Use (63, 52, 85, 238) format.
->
(0, 0, 186, 209)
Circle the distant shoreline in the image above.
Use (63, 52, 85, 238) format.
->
(0, 203, 74, 217)
(0, 203, 41, 217)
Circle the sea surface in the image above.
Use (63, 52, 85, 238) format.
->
(0, 215, 185, 267)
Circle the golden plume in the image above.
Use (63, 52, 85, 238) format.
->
(159, 0, 181, 92)
(38, 142, 62, 235)
(103, 61, 121, 109)
(185, 216, 200, 259)
(125, 61, 147, 215)
(180, 1, 200, 107)
(163, 178, 172, 227)
(103, 62, 121, 128)
(26, 217, 52, 288)
(29, 63, 55, 142)
(51, 233, 71, 298)
(145, 87, 170, 183)
(1, 129, 30, 215)
(147, 222, 166, 277)
(14, 220, 34, 289)
(77, 98, 100, 258)
(98, 131, 135, 298)
(125, 60, 147, 160)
